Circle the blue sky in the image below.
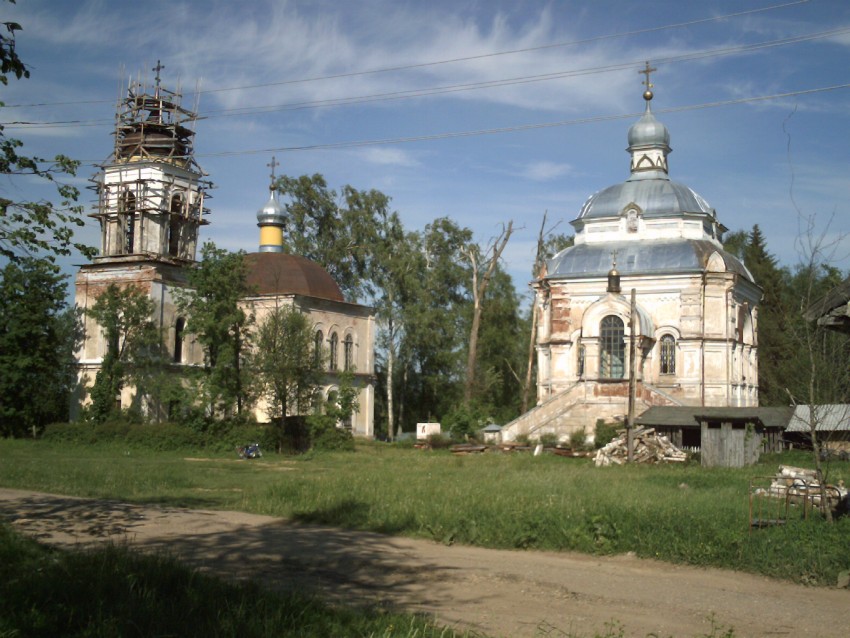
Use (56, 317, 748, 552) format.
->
(3, 0, 850, 299)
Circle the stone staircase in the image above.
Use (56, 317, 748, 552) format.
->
(501, 380, 684, 444)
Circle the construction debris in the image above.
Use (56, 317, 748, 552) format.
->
(756, 465, 847, 506)
(594, 427, 688, 466)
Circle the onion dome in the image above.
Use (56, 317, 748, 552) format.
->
(257, 158, 287, 253)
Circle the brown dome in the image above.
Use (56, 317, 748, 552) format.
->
(244, 252, 344, 302)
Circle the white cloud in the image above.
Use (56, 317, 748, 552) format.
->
(521, 161, 573, 181)
(356, 147, 419, 167)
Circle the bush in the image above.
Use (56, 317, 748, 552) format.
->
(41, 421, 274, 454)
(538, 432, 559, 448)
(594, 419, 619, 449)
(426, 433, 451, 449)
(569, 427, 587, 450)
(306, 415, 355, 452)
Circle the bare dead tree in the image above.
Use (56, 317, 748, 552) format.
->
(461, 220, 514, 404)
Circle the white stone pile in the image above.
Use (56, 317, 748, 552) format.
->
(593, 427, 688, 467)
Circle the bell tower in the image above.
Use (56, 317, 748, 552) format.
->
(90, 62, 211, 263)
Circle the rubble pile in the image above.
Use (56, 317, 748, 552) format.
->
(594, 427, 688, 467)
(759, 465, 848, 506)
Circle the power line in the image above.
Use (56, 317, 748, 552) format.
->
(193, 83, 850, 158)
(4, 23, 847, 131)
(1, 0, 812, 110)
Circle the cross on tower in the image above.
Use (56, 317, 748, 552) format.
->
(153, 60, 165, 90)
(610, 248, 618, 270)
(639, 61, 656, 101)
(267, 156, 279, 186)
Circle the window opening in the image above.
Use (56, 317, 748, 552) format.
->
(660, 334, 676, 375)
(600, 315, 625, 379)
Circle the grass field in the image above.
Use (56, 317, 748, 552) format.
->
(1, 438, 848, 586)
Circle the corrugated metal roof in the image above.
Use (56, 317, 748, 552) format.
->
(547, 239, 753, 282)
(577, 177, 712, 220)
(786, 405, 850, 432)
(636, 406, 793, 429)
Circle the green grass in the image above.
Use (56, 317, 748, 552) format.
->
(0, 438, 848, 586)
(0, 523, 472, 638)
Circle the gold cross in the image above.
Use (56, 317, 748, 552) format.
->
(639, 61, 656, 91)
(267, 156, 278, 180)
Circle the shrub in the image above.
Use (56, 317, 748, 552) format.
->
(569, 427, 587, 450)
(594, 419, 619, 449)
(306, 415, 355, 452)
(426, 433, 451, 449)
(515, 433, 530, 446)
(538, 432, 559, 448)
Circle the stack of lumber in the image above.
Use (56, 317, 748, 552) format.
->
(593, 427, 688, 467)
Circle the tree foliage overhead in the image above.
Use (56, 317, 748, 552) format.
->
(175, 242, 255, 418)
(86, 284, 158, 423)
(0, 258, 80, 436)
(255, 304, 324, 420)
(0, 16, 94, 264)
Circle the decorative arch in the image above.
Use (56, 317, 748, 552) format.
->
(581, 295, 654, 339)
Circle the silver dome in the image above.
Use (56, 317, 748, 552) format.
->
(547, 239, 753, 282)
(628, 107, 670, 149)
(577, 177, 713, 220)
(256, 189, 285, 226)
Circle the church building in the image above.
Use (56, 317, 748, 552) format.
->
(504, 69, 761, 443)
(73, 71, 375, 436)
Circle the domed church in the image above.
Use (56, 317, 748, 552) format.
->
(73, 70, 375, 436)
(504, 66, 761, 442)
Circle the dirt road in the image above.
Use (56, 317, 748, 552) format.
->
(1, 488, 847, 637)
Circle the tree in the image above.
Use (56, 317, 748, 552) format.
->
(86, 284, 157, 423)
(461, 221, 514, 404)
(175, 243, 255, 418)
(0, 16, 94, 264)
(255, 304, 324, 421)
(274, 174, 381, 301)
(0, 258, 80, 436)
(742, 225, 793, 406)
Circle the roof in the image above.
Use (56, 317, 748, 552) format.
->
(577, 177, 713, 221)
(547, 239, 753, 281)
(244, 252, 344, 302)
(786, 405, 850, 433)
(636, 406, 794, 429)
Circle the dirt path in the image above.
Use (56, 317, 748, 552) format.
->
(1, 488, 847, 637)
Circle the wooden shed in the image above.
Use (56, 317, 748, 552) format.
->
(635, 406, 792, 468)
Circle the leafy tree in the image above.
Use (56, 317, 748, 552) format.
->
(175, 243, 255, 418)
(86, 284, 157, 423)
(742, 225, 793, 406)
(255, 304, 324, 420)
(0, 15, 94, 264)
(474, 266, 527, 422)
(0, 258, 80, 436)
(274, 175, 382, 301)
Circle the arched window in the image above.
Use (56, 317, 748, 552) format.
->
(313, 330, 324, 366)
(600, 315, 625, 379)
(119, 191, 136, 253)
(329, 332, 339, 371)
(577, 344, 585, 378)
(174, 317, 186, 363)
(343, 334, 354, 371)
(168, 194, 183, 257)
(660, 334, 676, 375)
